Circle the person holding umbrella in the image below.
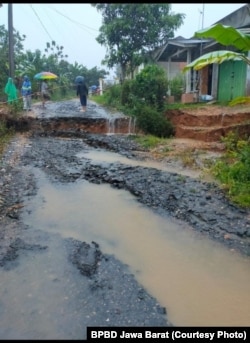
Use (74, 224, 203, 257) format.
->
(41, 79, 50, 108)
(34, 72, 58, 108)
(75, 76, 88, 112)
(21, 75, 32, 111)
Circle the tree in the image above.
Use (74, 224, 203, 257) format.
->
(44, 40, 68, 60)
(0, 24, 25, 93)
(86, 66, 108, 86)
(92, 3, 185, 83)
(0, 16, 111, 103)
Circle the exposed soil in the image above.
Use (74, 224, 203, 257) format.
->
(165, 103, 250, 142)
(0, 100, 249, 338)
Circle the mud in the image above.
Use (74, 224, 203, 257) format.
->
(0, 99, 249, 339)
(165, 104, 250, 142)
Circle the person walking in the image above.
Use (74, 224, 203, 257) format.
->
(21, 75, 32, 111)
(4, 77, 18, 104)
(41, 80, 50, 108)
(76, 76, 88, 112)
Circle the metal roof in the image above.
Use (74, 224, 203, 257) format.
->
(155, 38, 211, 62)
(155, 4, 250, 62)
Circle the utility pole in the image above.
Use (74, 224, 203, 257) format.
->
(200, 3, 205, 56)
(201, 3, 205, 30)
(198, 3, 205, 99)
(8, 3, 15, 78)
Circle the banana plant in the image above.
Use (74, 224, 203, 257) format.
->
(195, 24, 250, 51)
(182, 24, 250, 105)
(182, 50, 249, 72)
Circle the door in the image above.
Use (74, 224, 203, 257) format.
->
(217, 60, 246, 102)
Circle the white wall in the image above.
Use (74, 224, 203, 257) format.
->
(157, 61, 186, 80)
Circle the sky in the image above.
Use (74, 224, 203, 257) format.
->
(0, 3, 246, 78)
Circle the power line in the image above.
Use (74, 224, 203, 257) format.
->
(47, 4, 99, 36)
(30, 4, 54, 41)
(4, 4, 106, 69)
(41, 6, 60, 35)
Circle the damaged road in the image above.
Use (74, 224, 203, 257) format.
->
(0, 99, 249, 339)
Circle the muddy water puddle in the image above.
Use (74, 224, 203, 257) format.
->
(77, 149, 201, 178)
(20, 169, 250, 327)
(0, 235, 86, 339)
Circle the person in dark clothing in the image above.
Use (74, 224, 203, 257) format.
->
(76, 77, 88, 112)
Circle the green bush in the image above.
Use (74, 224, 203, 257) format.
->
(132, 104, 174, 138)
(169, 74, 185, 102)
(133, 64, 168, 111)
(120, 79, 136, 106)
(210, 133, 250, 207)
(102, 84, 123, 109)
(92, 65, 174, 138)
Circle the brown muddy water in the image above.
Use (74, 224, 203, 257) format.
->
(77, 149, 202, 178)
(18, 150, 250, 328)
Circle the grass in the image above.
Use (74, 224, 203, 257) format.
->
(90, 93, 124, 114)
(90, 94, 107, 106)
(0, 101, 19, 159)
(165, 100, 230, 111)
(0, 123, 15, 158)
(178, 150, 199, 168)
(209, 134, 250, 208)
(132, 134, 168, 149)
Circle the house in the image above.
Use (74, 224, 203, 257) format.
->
(153, 36, 211, 102)
(154, 4, 250, 103)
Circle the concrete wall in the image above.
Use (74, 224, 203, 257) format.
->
(157, 61, 186, 80)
